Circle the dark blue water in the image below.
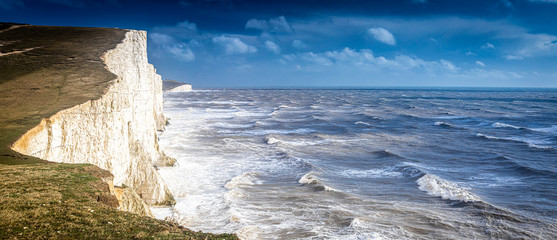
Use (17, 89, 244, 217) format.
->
(157, 89, 557, 239)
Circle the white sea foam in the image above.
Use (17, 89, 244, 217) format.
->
(417, 174, 481, 202)
(247, 128, 315, 136)
(492, 122, 523, 129)
(434, 121, 455, 128)
(531, 125, 557, 134)
(236, 225, 261, 240)
(225, 172, 261, 189)
(299, 172, 339, 192)
(476, 133, 552, 149)
(528, 144, 554, 150)
(349, 217, 390, 240)
(469, 174, 523, 188)
(211, 122, 256, 129)
(339, 168, 402, 178)
(265, 135, 328, 147)
(265, 136, 281, 145)
(150, 206, 173, 220)
(355, 121, 372, 126)
(476, 133, 500, 140)
(299, 171, 319, 185)
(433, 115, 467, 120)
(234, 111, 271, 118)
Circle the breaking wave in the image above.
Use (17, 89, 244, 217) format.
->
(338, 167, 402, 178)
(434, 121, 451, 127)
(492, 122, 525, 130)
(298, 172, 340, 192)
(225, 172, 261, 189)
(417, 174, 481, 202)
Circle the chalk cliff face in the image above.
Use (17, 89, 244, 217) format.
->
(11, 30, 173, 211)
(166, 84, 192, 92)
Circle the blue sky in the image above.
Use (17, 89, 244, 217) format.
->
(2, 0, 557, 88)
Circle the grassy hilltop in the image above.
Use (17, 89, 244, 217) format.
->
(0, 23, 237, 239)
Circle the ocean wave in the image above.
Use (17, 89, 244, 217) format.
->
(371, 150, 405, 159)
(265, 136, 281, 145)
(531, 125, 557, 135)
(264, 134, 328, 146)
(211, 122, 256, 129)
(469, 174, 524, 188)
(235, 225, 261, 240)
(416, 174, 481, 202)
(234, 111, 271, 118)
(433, 121, 460, 129)
(433, 115, 468, 120)
(247, 128, 316, 136)
(528, 144, 554, 150)
(492, 122, 525, 130)
(355, 121, 372, 126)
(225, 172, 261, 189)
(399, 162, 448, 177)
(338, 167, 402, 178)
(298, 172, 339, 192)
(476, 133, 553, 150)
(489, 155, 557, 176)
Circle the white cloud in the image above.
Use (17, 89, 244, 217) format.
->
(212, 36, 257, 54)
(482, 43, 495, 49)
(245, 19, 267, 30)
(283, 47, 457, 73)
(440, 59, 458, 71)
(264, 41, 280, 54)
(149, 33, 174, 45)
(292, 40, 308, 49)
(511, 33, 557, 59)
(505, 55, 524, 60)
(475, 60, 486, 66)
(245, 16, 293, 33)
(149, 32, 195, 62)
(165, 43, 195, 62)
(367, 27, 396, 46)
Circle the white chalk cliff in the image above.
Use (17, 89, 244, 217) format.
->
(166, 84, 192, 92)
(11, 30, 174, 215)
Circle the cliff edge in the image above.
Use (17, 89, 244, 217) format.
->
(11, 30, 174, 212)
(163, 79, 192, 92)
(0, 23, 237, 239)
(5, 27, 174, 215)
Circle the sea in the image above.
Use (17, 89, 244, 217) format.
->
(154, 88, 557, 239)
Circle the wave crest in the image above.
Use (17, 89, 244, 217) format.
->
(299, 172, 339, 192)
(492, 122, 524, 130)
(476, 133, 553, 150)
(225, 172, 260, 189)
(417, 174, 481, 202)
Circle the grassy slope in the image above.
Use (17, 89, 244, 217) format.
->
(0, 23, 237, 239)
(0, 163, 237, 240)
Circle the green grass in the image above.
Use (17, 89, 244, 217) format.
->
(0, 163, 237, 239)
